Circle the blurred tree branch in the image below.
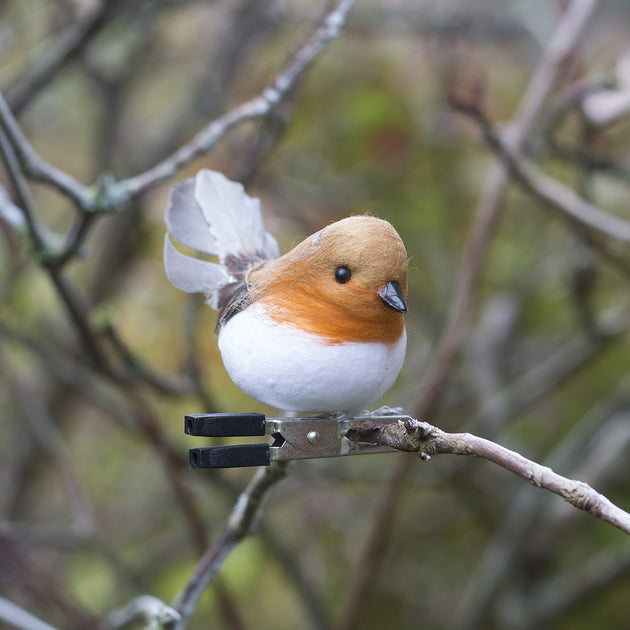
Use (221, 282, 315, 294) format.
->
(172, 462, 289, 630)
(108, 595, 180, 630)
(3, 1, 630, 629)
(0, 2, 356, 628)
(5, 0, 123, 115)
(0, 0, 357, 399)
(449, 96, 630, 244)
(334, 3, 603, 628)
(0, 0, 358, 404)
(0, 0, 356, 215)
(0, 595, 61, 630)
(111, 462, 289, 630)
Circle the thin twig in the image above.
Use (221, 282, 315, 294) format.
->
(49, 213, 97, 269)
(0, 318, 127, 424)
(0, 128, 46, 252)
(0, 519, 144, 593)
(124, 390, 209, 554)
(0, 537, 101, 630)
(0, 0, 356, 213)
(451, 97, 630, 244)
(46, 268, 107, 367)
(107, 595, 180, 630)
(102, 324, 194, 396)
(112, 0, 357, 203)
(151, 0, 280, 161)
(0, 124, 97, 269)
(452, 353, 630, 630)
(424, 0, 602, 414)
(0, 123, 107, 364)
(172, 463, 289, 630)
(2, 361, 93, 531)
(0, 94, 94, 210)
(0, 595, 60, 630)
(5, 0, 120, 115)
(346, 419, 630, 535)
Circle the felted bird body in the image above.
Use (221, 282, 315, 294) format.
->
(164, 169, 408, 413)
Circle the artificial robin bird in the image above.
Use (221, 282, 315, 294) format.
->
(164, 169, 408, 413)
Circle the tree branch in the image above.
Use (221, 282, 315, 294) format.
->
(450, 97, 630, 244)
(0, 596, 60, 630)
(346, 418, 630, 535)
(172, 462, 289, 630)
(0, 94, 94, 210)
(107, 595, 180, 630)
(0, 128, 46, 252)
(112, 0, 356, 203)
(5, 0, 121, 115)
(0, 0, 356, 213)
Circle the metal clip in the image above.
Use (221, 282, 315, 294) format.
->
(185, 412, 407, 468)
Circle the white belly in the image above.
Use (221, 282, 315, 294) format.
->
(217, 303, 406, 413)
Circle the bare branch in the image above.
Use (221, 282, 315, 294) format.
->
(422, 0, 602, 414)
(47, 213, 97, 269)
(108, 595, 180, 630)
(0, 596, 60, 630)
(0, 94, 94, 210)
(5, 0, 120, 114)
(46, 268, 107, 367)
(150, 0, 281, 160)
(113, 0, 357, 202)
(0, 128, 46, 251)
(101, 324, 194, 397)
(124, 390, 209, 554)
(451, 97, 630, 244)
(172, 462, 289, 630)
(0, 0, 356, 213)
(3, 365, 93, 530)
(0, 537, 100, 630)
(346, 419, 630, 535)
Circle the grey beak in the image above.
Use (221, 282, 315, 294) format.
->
(378, 281, 407, 313)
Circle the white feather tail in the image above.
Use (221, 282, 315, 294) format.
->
(164, 170, 279, 307)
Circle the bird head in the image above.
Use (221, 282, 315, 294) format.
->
(247, 215, 408, 345)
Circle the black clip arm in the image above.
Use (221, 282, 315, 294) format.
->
(185, 413, 270, 469)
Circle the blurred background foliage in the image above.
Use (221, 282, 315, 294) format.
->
(2, 1, 630, 629)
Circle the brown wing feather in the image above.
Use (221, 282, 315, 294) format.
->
(215, 252, 268, 333)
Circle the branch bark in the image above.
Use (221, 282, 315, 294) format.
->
(346, 418, 630, 535)
(171, 462, 289, 630)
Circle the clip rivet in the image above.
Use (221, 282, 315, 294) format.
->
(307, 431, 321, 445)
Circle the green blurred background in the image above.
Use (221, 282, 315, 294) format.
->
(2, 1, 630, 629)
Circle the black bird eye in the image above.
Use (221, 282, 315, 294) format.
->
(334, 265, 352, 284)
